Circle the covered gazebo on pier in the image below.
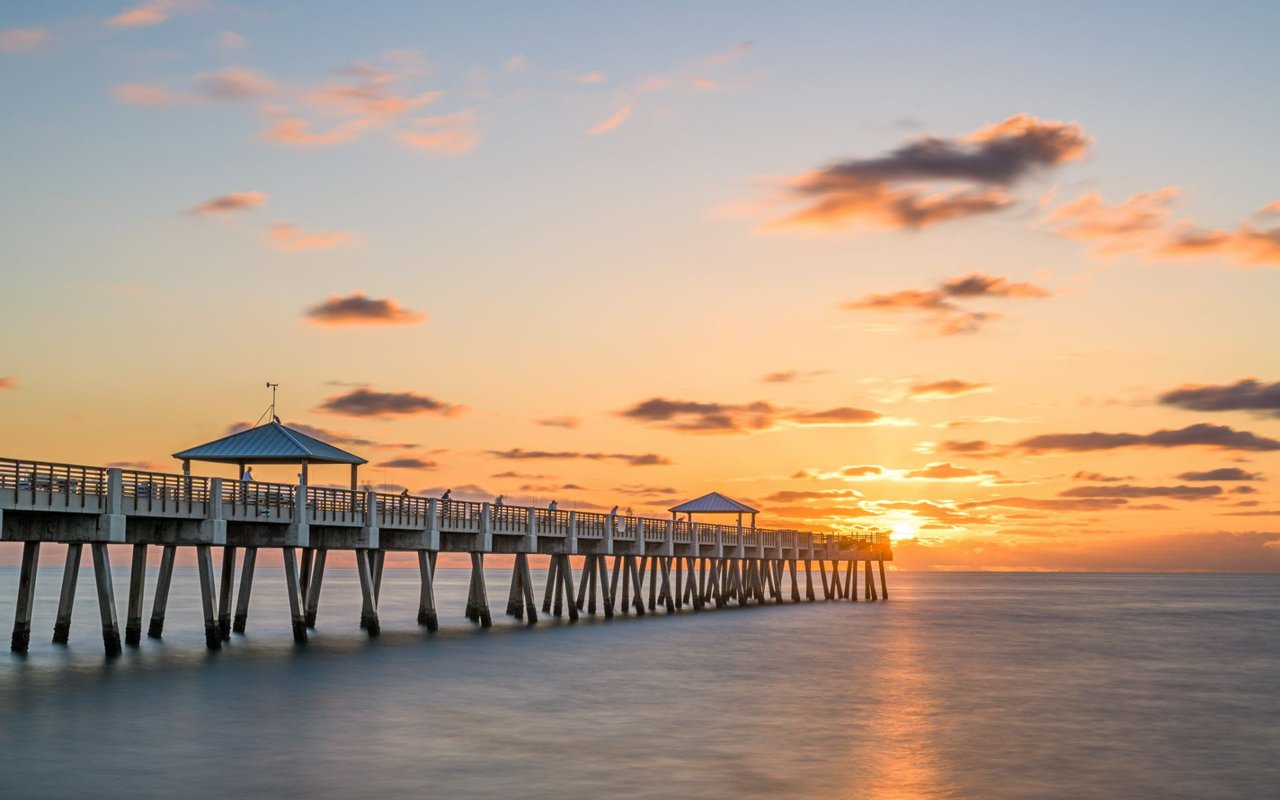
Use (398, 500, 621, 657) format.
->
(172, 418, 367, 488)
(670, 491, 758, 529)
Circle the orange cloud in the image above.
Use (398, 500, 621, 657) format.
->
(396, 112, 479, 156)
(907, 378, 992, 400)
(535, 417, 581, 429)
(112, 83, 185, 107)
(263, 117, 376, 147)
(304, 292, 425, 326)
(107, 0, 181, 28)
(0, 376, 18, 390)
(844, 271, 1051, 335)
(765, 114, 1089, 232)
(587, 104, 631, 136)
(193, 67, 277, 101)
(1045, 190, 1280, 267)
(0, 28, 49, 52)
(317, 387, 465, 418)
(616, 398, 901, 434)
(189, 191, 267, 215)
(267, 223, 356, 252)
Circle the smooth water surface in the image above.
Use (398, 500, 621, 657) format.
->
(0, 566, 1276, 799)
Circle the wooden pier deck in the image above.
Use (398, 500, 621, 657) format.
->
(0, 457, 891, 655)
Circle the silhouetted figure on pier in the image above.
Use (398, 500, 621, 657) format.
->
(548, 500, 558, 510)
(494, 495, 505, 506)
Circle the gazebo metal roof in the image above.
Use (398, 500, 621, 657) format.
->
(669, 492, 758, 515)
(172, 420, 367, 466)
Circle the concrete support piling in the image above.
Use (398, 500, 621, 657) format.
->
(598, 556, 614, 618)
(507, 557, 525, 618)
(558, 556, 578, 622)
(232, 546, 256, 634)
(124, 544, 148, 647)
(282, 546, 307, 643)
(11, 541, 40, 654)
(518, 553, 537, 625)
(552, 556, 565, 618)
(470, 553, 492, 628)
(878, 557, 888, 600)
(53, 543, 82, 645)
(356, 550, 380, 636)
(217, 545, 236, 640)
(417, 550, 439, 630)
(542, 556, 558, 615)
(148, 545, 176, 639)
(804, 559, 816, 602)
(91, 543, 122, 656)
(195, 545, 220, 650)
(865, 560, 878, 601)
(304, 549, 326, 629)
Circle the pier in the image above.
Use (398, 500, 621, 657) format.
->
(0, 423, 890, 656)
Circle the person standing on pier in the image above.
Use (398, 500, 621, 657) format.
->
(494, 494, 505, 506)
(548, 500, 558, 511)
(241, 466, 254, 482)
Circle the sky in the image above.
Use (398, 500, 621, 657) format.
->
(3, 1, 1280, 571)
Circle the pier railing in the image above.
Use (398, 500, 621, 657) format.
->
(121, 469, 208, 516)
(0, 458, 108, 509)
(0, 456, 888, 551)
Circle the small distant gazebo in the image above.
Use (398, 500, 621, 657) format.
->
(670, 491, 759, 529)
(173, 418, 367, 489)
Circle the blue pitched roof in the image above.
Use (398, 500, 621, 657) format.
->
(173, 421, 367, 465)
(669, 492, 758, 515)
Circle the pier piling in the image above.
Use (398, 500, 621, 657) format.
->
(195, 544, 220, 650)
(417, 550, 439, 630)
(304, 549, 326, 629)
(282, 546, 307, 643)
(10, 541, 40, 653)
(91, 543, 122, 656)
(232, 546, 256, 634)
(148, 545, 176, 638)
(53, 543, 82, 645)
(217, 545, 236, 640)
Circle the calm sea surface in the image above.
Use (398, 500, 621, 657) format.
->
(0, 566, 1276, 799)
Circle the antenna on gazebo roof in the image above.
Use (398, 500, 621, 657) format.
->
(253, 382, 280, 428)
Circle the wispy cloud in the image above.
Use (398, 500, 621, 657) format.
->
(587, 103, 631, 136)
(262, 117, 377, 147)
(617, 398, 904, 434)
(304, 292, 426, 326)
(1059, 484, 1223, 500)
(1045, 190, 1280, 267)
(189, 191, 267, 215)
(762, 114, 1089, 232)
(843, 271, 1051, 335)
(1017, 423, 1280, 453)
(486, 449, 670, 467)
(0, 376, 18, 390)
(0, 28, 50, 52)
(377, 457, 438, 470)
(1159, 378, 1280, 417)
(107, 0, 183, 28)
(112, 84, 185, 107)
(317, 388, 465, 419)
(906, 378, 992, 400)
(761, 369, 830, 384)
(396, 111, 479, 156)
(267, 222, 357, 252)
(1177, 467, 1263, 482)
(535, 417, 581, 429)
(218, 31, 248, 51)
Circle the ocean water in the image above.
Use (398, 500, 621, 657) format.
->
(0, 565, 1276, 799)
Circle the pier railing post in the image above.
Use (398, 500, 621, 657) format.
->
(97, 468, 126, 543)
